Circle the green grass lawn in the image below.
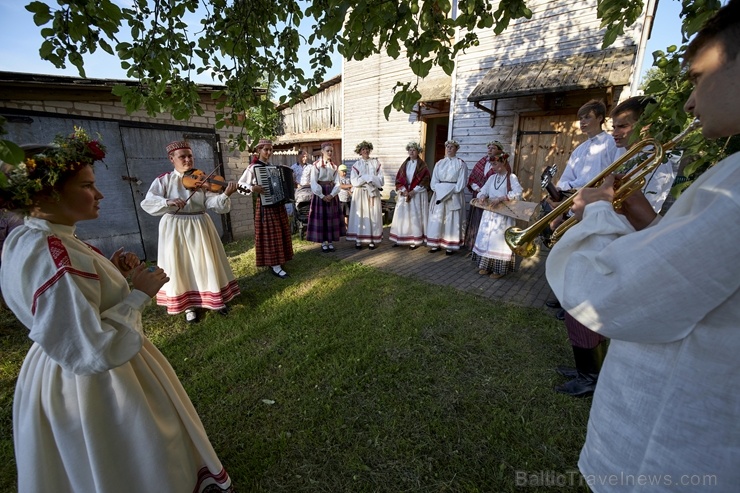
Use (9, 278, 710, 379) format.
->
(0, 237, 593, 492)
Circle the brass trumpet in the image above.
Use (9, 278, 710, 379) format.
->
(505, 119, 701, 257)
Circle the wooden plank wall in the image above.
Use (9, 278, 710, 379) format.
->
(340, 0, 652, 200)
(278, 83, 342, 136)
(451, 0, 647, 166)
(343, 55, 451, 199)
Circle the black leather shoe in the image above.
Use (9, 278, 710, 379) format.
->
(554, 373, 598, 397)
(368, 243, 376, 250)
(555, 308, 565, 320)
(271, 269, 289, 279)
(555, 366, 577, 378)
(546, 299, 561, 309)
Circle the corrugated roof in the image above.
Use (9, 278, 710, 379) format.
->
(467, 46, 636, 103)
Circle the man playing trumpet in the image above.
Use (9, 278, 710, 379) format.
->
(546, 1, 740, 490)
(552, 96, 679, 397)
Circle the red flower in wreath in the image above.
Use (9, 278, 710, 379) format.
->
(87, 141, 106, 161)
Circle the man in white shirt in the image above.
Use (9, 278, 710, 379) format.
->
(552, 97, 682, 397)
(547, 100, 620, 321)
(610, 96, 677, 213)
(556, 100, 620, 191)
(547, 2, 740, 489)
(291, 150, 308, 188)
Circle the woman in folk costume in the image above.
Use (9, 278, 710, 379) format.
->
(0, 129, 233, 493)
(389, 141, 431, 249)
(346, 140, 385, 249)
(141, 139, 240, 323)
(237, 138, 294, 279)
(426, 139, 468, 255)
(464, 141, 504, 256)
(472, 152, 523, 279)
(306, 141, 345, 251)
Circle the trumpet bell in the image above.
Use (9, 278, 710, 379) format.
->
(504, 227, 539, 257)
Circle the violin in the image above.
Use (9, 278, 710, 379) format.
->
(182, 169, 228, 193)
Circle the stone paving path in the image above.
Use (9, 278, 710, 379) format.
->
(315, 228, 554, 309)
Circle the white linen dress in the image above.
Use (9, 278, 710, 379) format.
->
(346, 157, 385, 244)
(426, 156, 467, 250)
(389, 159, 429, 246)
(1, 217, 232, 493)
(472, 172, 523, 265)
(140, 170, 239, 314)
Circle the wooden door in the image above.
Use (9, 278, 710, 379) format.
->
(514, 113, 585, 203)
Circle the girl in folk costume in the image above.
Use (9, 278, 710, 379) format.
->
(237, 138, 294, 279)
(141, 140, 239, 323)
(427, 139, 468, 255)
(472, 152, 523, 279)
(0, 129, 233, 492)
(389, 141, 431, 249)
(346, 140, 385, 249)
(306, 141, 345, 251)
(464, 141, 504, 255)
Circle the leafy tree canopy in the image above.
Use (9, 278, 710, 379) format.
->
(2, 0, 734, 177)
(18, 0, 642, 148)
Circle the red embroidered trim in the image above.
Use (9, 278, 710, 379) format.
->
(47, 236, 71, 268)
(85, 242, 104, 256)
(192, 466, 232, 493)
(31, 266, 100, 315)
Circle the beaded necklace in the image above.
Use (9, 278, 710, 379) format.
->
(493, 172, 507, 190)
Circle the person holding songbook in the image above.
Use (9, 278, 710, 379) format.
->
(426, 139, 467, 255)
(346, 141, 385, 249)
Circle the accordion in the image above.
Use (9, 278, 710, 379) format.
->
(254, 165, 295, 207)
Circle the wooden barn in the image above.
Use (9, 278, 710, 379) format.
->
(341, 0, 658, 204)
(273, 75, 343, 166)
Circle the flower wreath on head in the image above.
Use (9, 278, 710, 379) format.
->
(354, 140, 374, 154)
(444, 139, 459, 148)
(0, 126, 106, 210)
(487, 140, 504, 151)
(405, 142, 423, 152)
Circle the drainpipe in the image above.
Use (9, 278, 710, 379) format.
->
(632, 0, 658, 95)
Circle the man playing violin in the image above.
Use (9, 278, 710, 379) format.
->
(140, 140, 240, 323)
(546, 1, 740, 490)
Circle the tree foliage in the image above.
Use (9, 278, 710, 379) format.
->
(633, 0, 736, 191)
(9, 0, 734, 175)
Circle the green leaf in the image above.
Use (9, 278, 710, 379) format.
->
(39, 40, 54, 58)
(0, 139, 25, 166)
(26, 1, 52, 26)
